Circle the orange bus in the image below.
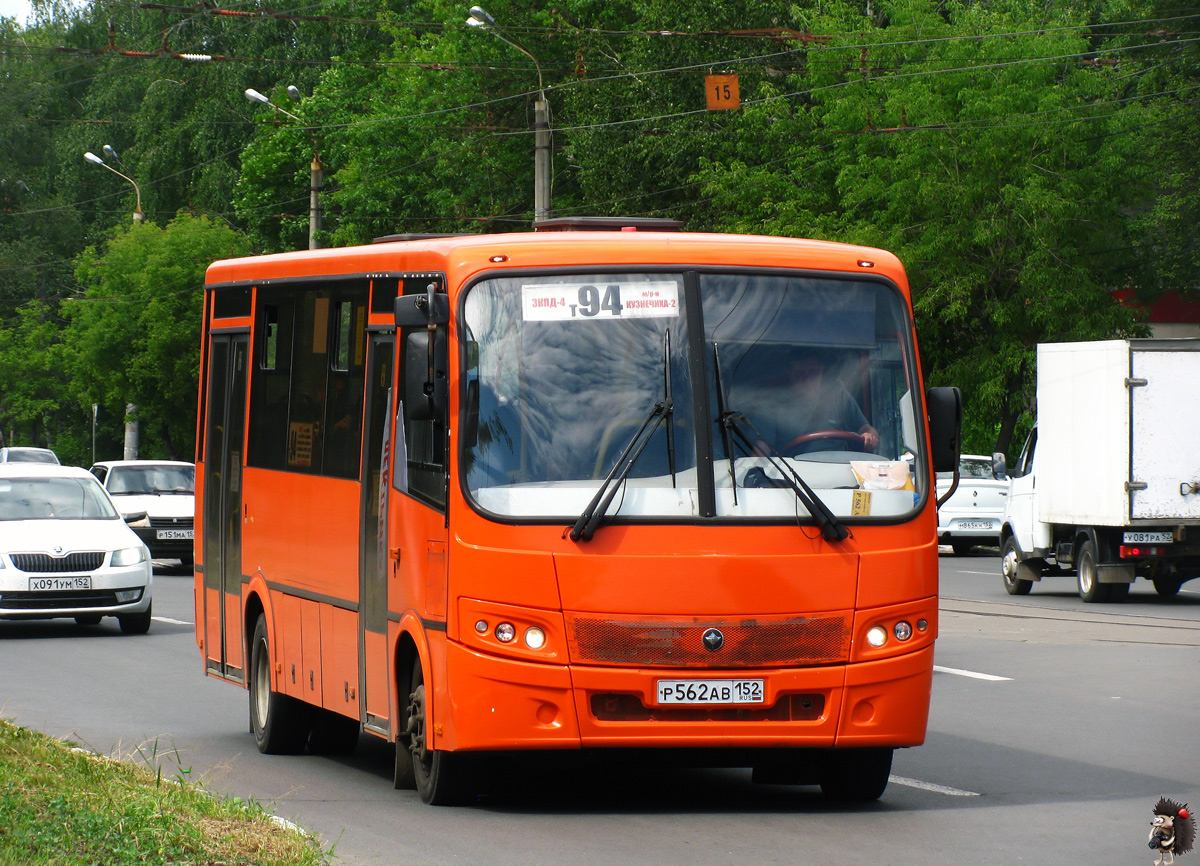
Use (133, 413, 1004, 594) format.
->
(195, 219, 961, 805)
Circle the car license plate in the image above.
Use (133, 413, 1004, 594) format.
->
(957, 520, 995, 531)
(1123, 531, 1172, 543)
(29, 576, 91, 592)
(656, 679, 764, 705)
(156, 529, 194, 540)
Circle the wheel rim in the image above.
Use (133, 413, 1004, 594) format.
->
(1002, 546, 1018, 584)
(253, 638, 270, 728)
(1079, 552, 1095, 593)
(408, 679, 432, 779)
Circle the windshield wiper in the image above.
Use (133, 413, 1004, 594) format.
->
(569, 399, 672, 543)
(724, 411, 849, 542)
(710, 343, 848, 542)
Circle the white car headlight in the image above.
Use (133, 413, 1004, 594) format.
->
(125, 514, 150, 527)
(111, 546, 148, 567)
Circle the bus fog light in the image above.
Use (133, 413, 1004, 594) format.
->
(495, 622, 516, 643)
(475, 620, 489, 634)
(894, 621, 913, 641)
(523, 627, 546, 650)
(866, 626, 887, 648)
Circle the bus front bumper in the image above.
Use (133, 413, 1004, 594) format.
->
(435, 640, 933, 752)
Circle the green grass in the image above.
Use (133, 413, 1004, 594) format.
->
(0, 718, 331, 866)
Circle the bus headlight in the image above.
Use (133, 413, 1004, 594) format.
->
(894, 621, 913, 641)
(494, 622, 516, 643)
(866, 626, 888, 648)
(523, 627, 546, 650)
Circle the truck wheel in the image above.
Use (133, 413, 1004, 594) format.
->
(1001, 537, 1032, 595)
(1152, 577, 1183, 598)
(1076, 540, 1111, 603)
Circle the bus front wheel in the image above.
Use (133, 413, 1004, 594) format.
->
(408, 657, 473, 805)
(249, 615, 312, 754)
(817, 748, 893, 801)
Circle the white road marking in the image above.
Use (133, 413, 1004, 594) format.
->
(934, 664, 1012, 681)
(890, 775, 981, 797)
(152, 616, 192, 626)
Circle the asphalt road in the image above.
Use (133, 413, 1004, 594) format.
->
(1, 553, 1198, 866)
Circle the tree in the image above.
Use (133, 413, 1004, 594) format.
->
(63, 214, 250, 461)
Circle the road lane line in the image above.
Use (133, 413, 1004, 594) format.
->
(152, 616, 192, 626)
(890, 775, 980, 797)
(934, 664, 1011, 681)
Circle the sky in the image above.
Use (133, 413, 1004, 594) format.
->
(0, 0, 34, 25)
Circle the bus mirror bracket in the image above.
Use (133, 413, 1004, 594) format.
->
(405, 330, 448, 421)
(926, 386, 962, 473)
(395, 291, 449, 327)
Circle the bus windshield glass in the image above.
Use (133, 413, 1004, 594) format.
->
(462, 271, 925, 523)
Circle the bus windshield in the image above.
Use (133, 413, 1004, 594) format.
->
(462, 271, 925, 524)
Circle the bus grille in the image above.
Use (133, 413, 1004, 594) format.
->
(565, 612, 852, 668)
(8, 552, 105, 573)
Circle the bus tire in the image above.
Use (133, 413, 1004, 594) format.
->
(817, 748, 893, 802)
(1076, 540, 1111, 603)
(250, 615, 312, 755)
(1001, 537, 1032, 596)
(308, 708, 359, 755)
(409, 657, 472, 805)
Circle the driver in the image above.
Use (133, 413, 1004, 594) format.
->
(752, 348, 879, 455)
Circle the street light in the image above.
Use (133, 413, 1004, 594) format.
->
(466, 5, 552, 222)
(245, 87, 322, 249)
(83, 149, 144, 222)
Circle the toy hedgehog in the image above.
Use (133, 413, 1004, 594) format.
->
(1150, 797, 1196, 866)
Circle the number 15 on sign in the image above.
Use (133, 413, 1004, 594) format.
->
(705, 74, 740, 110)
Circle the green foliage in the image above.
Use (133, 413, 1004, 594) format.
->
(0, 0, 1197, 456)
(0, 718, 328, 865)
(62, 214, 250, 461)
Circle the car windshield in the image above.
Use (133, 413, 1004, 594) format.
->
(938, 457, 993, 481)
(106, 465, 195, 495)
(0, 477, 120, 520)
(4, 449, 57, 464)
(461, 271, 926, 525)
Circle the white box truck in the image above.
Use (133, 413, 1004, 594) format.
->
(1000, 339, 1200, 602)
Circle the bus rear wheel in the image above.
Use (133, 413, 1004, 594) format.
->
(249, 615, 312, 754)
(408, 657, 473, 805)
(817, 748, 893, 802)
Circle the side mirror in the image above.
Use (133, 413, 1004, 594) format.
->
(405, 331, 448, 421)
(394, 288, 449, 327)
(926, 386, 962, 473)
(991, 451, 1007, 480)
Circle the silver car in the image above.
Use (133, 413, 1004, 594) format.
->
(0, 464, 153, 633)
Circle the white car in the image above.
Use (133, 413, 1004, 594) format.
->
(89, 460, 195, 566)
(936, 453, 1008, 555)
(0, 464, 153, 633)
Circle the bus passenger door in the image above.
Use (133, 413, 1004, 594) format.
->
(202, 334, 248, 680)
(359, 333, 394, 734)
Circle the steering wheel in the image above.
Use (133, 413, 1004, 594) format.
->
(782, 429, 866, 457)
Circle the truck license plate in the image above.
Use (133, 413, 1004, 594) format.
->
(656, 679, 764, 705)
(156, 529, 194, 540)
(1123, 531, 1172, 543)
(29, 576, 91, 592)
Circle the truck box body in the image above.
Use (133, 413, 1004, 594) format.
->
(1037, 339, 1200, 527)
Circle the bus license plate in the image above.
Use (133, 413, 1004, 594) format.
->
(656, 679, 764, 705)
(29, 576, 91, 592)
(156, 529, 194, 540)
(1123, 531, 1172, 544)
